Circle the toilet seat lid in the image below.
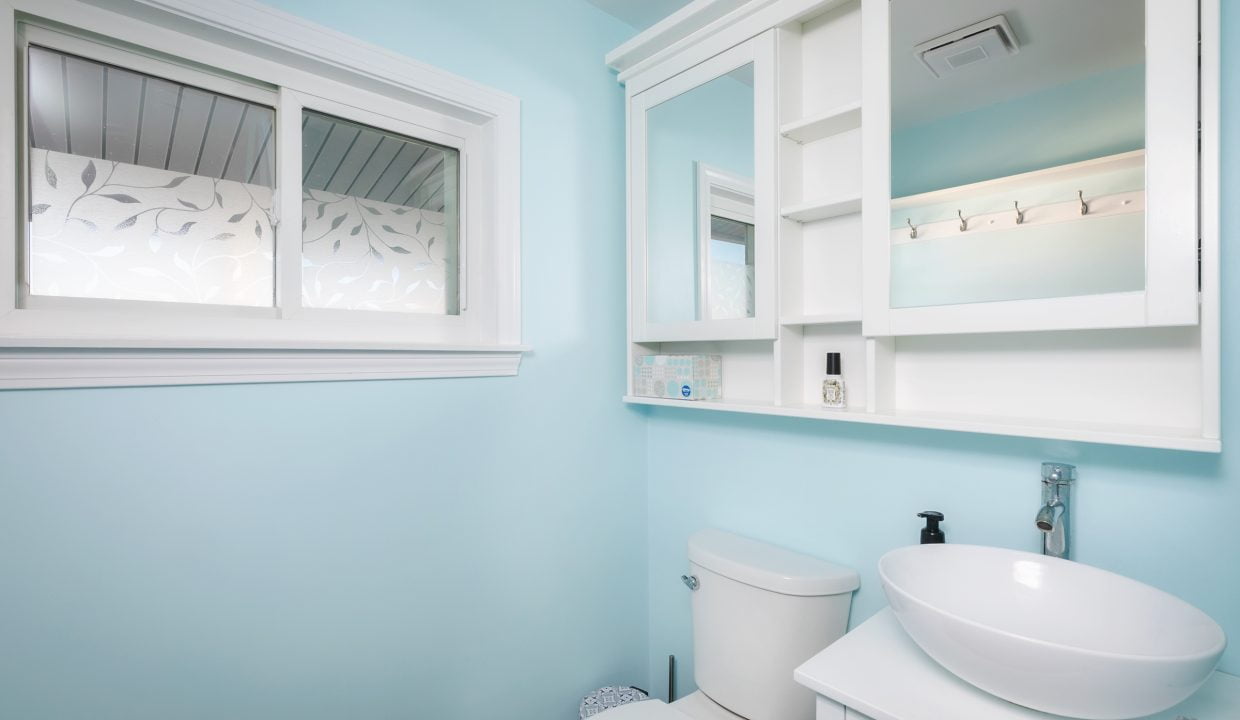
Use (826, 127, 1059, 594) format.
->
(594, 700, 691, 719)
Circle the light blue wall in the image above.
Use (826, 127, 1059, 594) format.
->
(0, 2, 645, 719)
(643, 18, 1237, 704)
(647, 72, 754, 324)
(892, 64, 1145, 197)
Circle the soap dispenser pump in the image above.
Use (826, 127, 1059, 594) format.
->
(918, 511, 945, 544)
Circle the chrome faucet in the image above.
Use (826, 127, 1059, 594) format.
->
(1035, 462, 1076, 559)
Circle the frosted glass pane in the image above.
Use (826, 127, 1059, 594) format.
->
(890, 213, 1145, 308)
(28, 150, 275, 305)
(708, 217, 754, 320)
(25, 46, 276, 306)
(300, 111, 460, 315)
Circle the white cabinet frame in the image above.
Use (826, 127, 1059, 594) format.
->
(630, 31, 777, 343)
(861, 0, 1201, 337)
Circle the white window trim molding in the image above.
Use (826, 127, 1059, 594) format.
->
(0, 347, 523, 389)
(0, 0, 525, 388)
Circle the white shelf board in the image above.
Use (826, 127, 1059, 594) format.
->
(780, 101, 862, 143)
(781, 194, 862, 223)
(890, 150, 1145, 209)
(622, 396, 1220, 453)
(779, 313, 862, 326)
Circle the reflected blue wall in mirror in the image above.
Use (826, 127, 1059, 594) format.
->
(892, 63, 1144, 198)
(646, 65, 754, 325)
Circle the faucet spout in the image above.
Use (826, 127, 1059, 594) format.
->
(1037, 463, 1076, 560)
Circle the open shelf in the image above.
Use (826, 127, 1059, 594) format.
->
(780, 312, 862, 326)
(780, 101, 862, 143)
(781, 194, 862, 222)
(623, 396, 1220, 453)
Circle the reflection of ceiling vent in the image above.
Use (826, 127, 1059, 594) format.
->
(915, 15, 1020, 78)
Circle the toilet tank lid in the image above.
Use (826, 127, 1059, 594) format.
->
(688, 529, 859, 596)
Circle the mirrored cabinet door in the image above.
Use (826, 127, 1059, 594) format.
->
(630, 32, 776, 342)
(862, 0, 1199, 336)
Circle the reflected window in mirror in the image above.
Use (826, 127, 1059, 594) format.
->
(646, 63, 755, 324)
(697, 163, 754, 321)
(888, 1, 1145, 309)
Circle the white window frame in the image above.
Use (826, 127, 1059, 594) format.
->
(0, 0, 523, 388)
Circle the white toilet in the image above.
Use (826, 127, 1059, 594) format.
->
(600, 529, 859, 720)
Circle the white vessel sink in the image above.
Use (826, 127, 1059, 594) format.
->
(878, 544, 1226, 719)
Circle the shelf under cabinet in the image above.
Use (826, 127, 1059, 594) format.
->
(781, 194, 862, 223)
(779, 101, 862, 143)
(779, 313, 861, 326)
(622, 396, 1220, 453)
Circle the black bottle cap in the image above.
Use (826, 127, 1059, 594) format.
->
(825, 352, 842, 375)
(918, 510, 945, 544)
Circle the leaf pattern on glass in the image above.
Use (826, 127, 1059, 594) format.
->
(27, 148, 275, 307)
(300, 188, 452, 313)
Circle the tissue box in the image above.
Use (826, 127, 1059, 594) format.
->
(632, 354, 722, 401)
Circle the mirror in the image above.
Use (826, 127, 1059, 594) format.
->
(646, 63, 755, 324)
(888, 1, 1145, 309)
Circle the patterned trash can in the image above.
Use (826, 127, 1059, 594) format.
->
(579, 685, 649, 718)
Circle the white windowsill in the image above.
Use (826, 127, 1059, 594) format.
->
(0, 345, 528, 389)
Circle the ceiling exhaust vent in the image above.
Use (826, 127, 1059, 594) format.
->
(915, 15, 1020, 78)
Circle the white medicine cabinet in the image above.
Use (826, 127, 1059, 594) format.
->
(630, 33, 777, 342)
(863, 0, 1200, 337)
(610, 0, 1220, 453)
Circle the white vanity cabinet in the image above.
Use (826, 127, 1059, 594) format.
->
(795, 609, 1240, 720)
(609, 0, 1221, 453)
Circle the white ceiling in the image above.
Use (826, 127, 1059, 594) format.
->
(892, 0, 1144, 130)
(586, 0, 692, 30)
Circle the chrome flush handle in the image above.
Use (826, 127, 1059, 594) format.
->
(681, 574, 699, 591)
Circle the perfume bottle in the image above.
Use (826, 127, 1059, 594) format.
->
(822, 352, 846, 408)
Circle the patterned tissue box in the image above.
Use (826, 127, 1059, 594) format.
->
(632, 354, 723, 401)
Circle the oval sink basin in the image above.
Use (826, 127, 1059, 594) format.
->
(879, 544, 1225, 719)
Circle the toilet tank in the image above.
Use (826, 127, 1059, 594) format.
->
(687, 529, 859, 720)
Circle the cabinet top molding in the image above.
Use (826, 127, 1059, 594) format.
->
(605, 0, 847, 84)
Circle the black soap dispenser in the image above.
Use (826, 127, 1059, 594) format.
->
(918, 511, 945, 544)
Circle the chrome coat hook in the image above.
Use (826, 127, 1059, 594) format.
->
(1014, 201, 1025, 225)
(958, 210, 967, 232)
(907, 218, 918, 239)
(1078, 190, 1089, 216)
